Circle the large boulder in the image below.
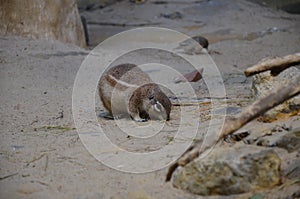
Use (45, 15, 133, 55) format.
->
(172, 145, 281, 196)
(0, 0, 86, 47)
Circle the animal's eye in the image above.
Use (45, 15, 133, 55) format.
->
(148, 96, 154, 100)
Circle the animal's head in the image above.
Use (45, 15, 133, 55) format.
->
(144, 84, 171, 121)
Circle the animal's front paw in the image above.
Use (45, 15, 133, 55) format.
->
(134, 118, 148, 122)
(113, 114, 124, 120)
(131, 116, 147, 122)
(100, 112, 114, 120)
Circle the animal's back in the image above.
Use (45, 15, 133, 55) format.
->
(98, 63, 152, 115)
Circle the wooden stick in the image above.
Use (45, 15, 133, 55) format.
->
(220, 75, 300, 138)
(166, 75, 300, 181)
(244, 53, 300, 77)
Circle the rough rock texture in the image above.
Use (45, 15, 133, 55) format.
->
(246, 124, 300, 153)
(172, 145, 281, 196)
(276, 128, 300, 153)
(0, 0, 86, 47)
(251, 66, 300, 122)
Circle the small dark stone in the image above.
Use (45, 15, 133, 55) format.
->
(161, 11, 183, 19)
(85, 3, 95, 10)
(152, 1, 168, 4)
(276, 131, 300, 152)
(292, 190, 300, 198)
(191, 36, 209, 49)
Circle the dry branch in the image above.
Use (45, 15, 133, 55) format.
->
(0, 172, 18, 180)
(220, 75, 300, 138)
(244, 53, 300, 77)
(166, 75, 300, 181)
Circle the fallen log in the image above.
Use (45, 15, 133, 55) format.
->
(166, 75, 300, 181)
(244, 53, 300, 77)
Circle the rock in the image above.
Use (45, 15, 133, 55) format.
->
(0, 0, 86, 47)
(191, 36, 209, 49)
(243, 123, 300, 152)
(275, 127, 300, 153)
(160, 11, 183, 19)
(244, 124, 290, 147)
(174, 36, 208, 55)
(214, 106, 243, 116)
(173, 68, 203, 83)
(17, 183, 41, 195)
(172, 145, 281, 196)
(251, 67, 300, 122)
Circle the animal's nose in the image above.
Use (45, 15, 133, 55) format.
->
(150, 99, 157, 105)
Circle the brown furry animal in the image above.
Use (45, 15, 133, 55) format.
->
(98, 63, 171, 122)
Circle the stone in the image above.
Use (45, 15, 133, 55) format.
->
(16, 183, 41, 195)
(0, 0, 86, 47)
(275, 128, 300, 153)
(161, 11, 183, 20)
(172, 145, 281, 196)
(251, 67, 300, 122)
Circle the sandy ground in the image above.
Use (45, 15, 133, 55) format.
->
(1, 0, 300, 198)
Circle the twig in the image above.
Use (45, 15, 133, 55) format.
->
(172, 101, 211, 106)
(33, 180, 49, 186)
(219, 75, 300, 138)
(244, 53, 300, 76)
(166, 75, 300, 181)
(44, 154, 49, 172)
(0, 172, 18, 180)
(26, 153, 46, 166)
